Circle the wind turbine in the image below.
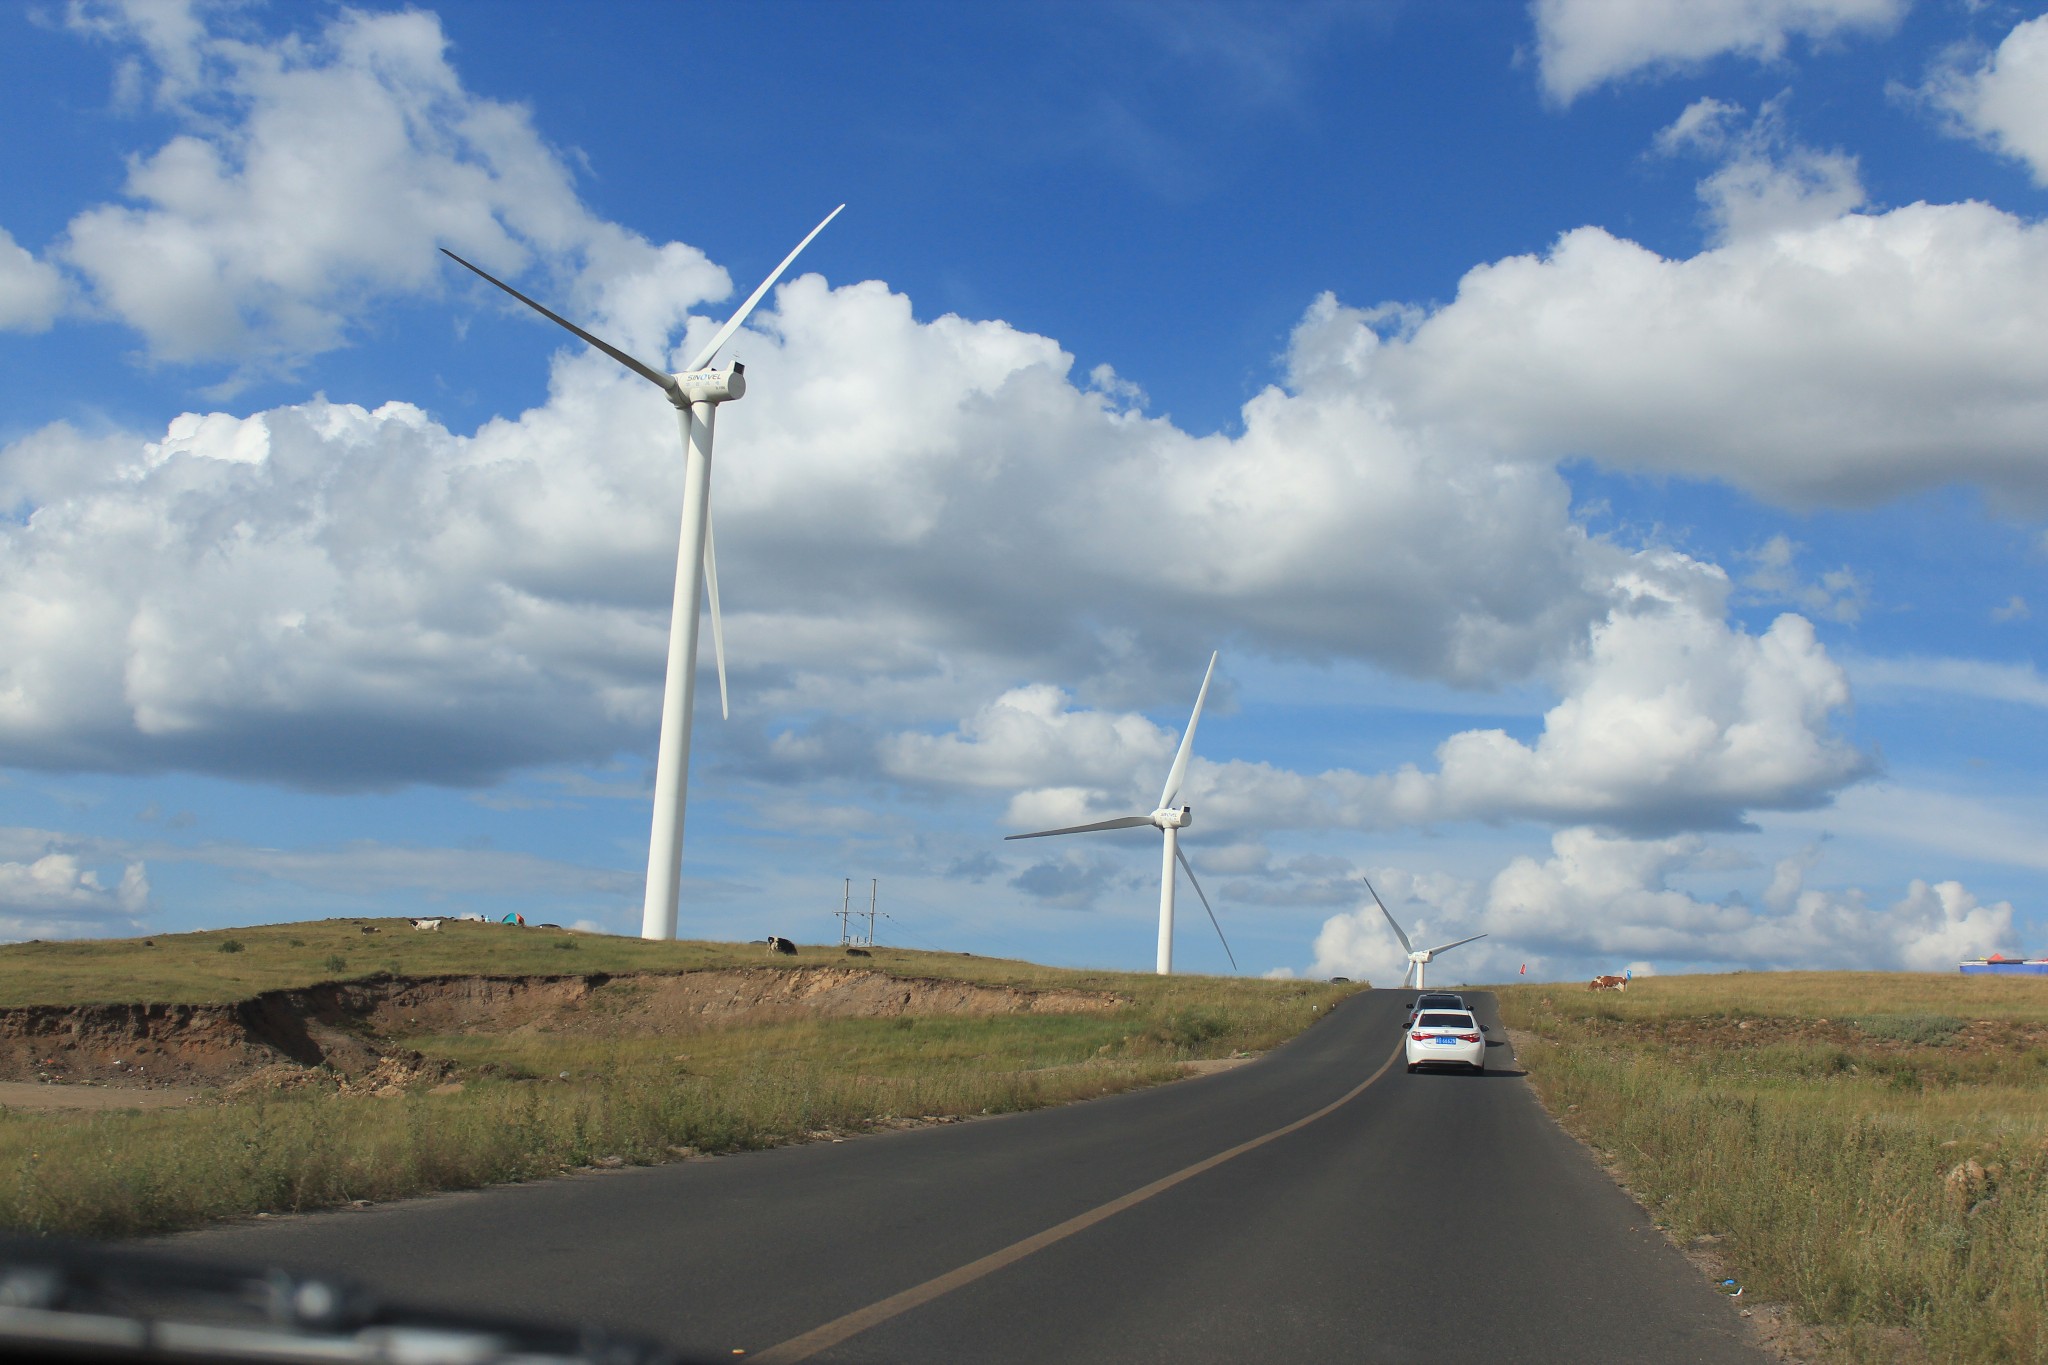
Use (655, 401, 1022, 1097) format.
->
(1005, 653, 1235, 976)
(1364, 877, 1485, 990)
(442, 207, 843, 941)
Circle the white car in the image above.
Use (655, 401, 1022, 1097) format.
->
(1405, 1009, 1486, 1073)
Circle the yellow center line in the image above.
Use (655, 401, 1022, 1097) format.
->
(750, 1038, 1405, 1364)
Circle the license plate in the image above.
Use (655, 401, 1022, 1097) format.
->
(1433, 1036, 1457, 1046)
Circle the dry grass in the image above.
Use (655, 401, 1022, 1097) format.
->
(0, 917, 1183, 1009)
(1497, 975, 2048, 1365)
(0, 921, 1358, 1238)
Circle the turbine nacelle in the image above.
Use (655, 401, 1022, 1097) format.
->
(1151, 805, 1192, 830)
(671, 363, 746, 408)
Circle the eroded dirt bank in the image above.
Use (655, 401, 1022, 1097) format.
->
(0, 968, 1128, 1091)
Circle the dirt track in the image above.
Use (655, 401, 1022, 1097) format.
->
(0, 1081, 205, 1111)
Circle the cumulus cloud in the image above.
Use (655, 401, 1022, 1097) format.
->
(1347, 197, 2048, 508)
(1532, 0, 1907, 103)
(900, 552, 1863, 838)
(1923, 16, 2048, 186)
(0, 829, 149, 940)
(1308, 828, 2016, 981)
(0, 252, 1651, 788)
(0, 391, 686, 786)
(1656, 95, 1865, 243)
(0, 228, 66, 332)
(1217, 562, 1864, 836)
(56, 2, 724, 370)
(0, 3, 1891, 873)
(883, 683, 1181, 804)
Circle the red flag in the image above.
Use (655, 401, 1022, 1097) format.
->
(1519, 963, 1526, 975)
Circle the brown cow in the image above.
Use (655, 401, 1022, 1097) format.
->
(1588, 974, 1628, 992)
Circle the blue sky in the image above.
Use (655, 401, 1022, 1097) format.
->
(2, 0, 2045, 985)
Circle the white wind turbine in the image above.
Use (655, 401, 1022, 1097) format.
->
(442, 207, 843, 941)
(1364, 877, 1486, 990)
(1005, 653, 1235, 976)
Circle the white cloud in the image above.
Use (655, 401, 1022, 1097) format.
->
(1775, 782, 2048, 873)
(1656, 95, 1866, 243)
(1924, 16, 2048, 186)
(899, 554, 1862, 839)
(1991, 595, 2030, 624)
(0, 228, 66, 332)
(1848, 655, 2048, 709)
(0, 832, 149, 940)
(1308, 827, 2017, 980)
(1532, 0, 1907, 103)
(1740, 534, 1867, 622)
(0, 254, 1646, 788)
(1351, 198, 2048, 508)
(883, 683, 1180, 803)
(56, 3, 725, 370)
(0, 391, 689, 785)
(1216, 563, 1860, 835)
(1411, 581, 1864, 831)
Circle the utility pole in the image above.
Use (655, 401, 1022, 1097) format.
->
(837, 878, 852, 946)
(866, 879, 878, 948)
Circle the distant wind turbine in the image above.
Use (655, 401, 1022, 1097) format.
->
(442, 207, 843, 941)
(1005, 653, 1236, 976)
(1364, 877, 1485, 990)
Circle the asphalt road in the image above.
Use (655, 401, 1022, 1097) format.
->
(153, 990, 1766, 1363)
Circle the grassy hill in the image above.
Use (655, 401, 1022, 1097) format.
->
(0, 916, 1176, 1008)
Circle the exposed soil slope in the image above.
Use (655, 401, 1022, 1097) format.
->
(0, 968, 1127, 1090)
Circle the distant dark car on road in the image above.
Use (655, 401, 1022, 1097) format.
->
(1404, 991, 1466, 1025)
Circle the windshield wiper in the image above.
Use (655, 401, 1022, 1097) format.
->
(0, 1237, 686, 1363)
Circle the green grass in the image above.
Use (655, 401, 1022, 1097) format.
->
(0, 921, 1358, 1238)
(1497, 975, 2048, 1364)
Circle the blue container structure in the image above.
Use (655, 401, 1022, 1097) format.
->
(1958, 958, 2048, 976)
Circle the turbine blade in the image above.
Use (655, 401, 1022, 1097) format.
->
(1175, 844, 1237, 972)
(705, 508, 728, 721)
(1158, 650, 1218, 808)
(685, 205, 845, 373)
(1402, 961, 1416, 989)
(441, 249, 680, 399)
(1003, 815, 1153, 840)
(1363, 877, 1413, 955)
(1421, 932, 1488, 956)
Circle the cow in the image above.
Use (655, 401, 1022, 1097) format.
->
(1588, 974, 1627, 992)
(766, 936, 798, 956)
(410, 918, 443, 931)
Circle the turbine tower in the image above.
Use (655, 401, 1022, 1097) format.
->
(442, 207, 843, 940)
(1364, 877, 1486, 989)
(1005, 653, 1235, 975)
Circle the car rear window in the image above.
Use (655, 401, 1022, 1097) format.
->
(1418, 996, 1461, 1007)
(1417, 1012, 1472, 1028)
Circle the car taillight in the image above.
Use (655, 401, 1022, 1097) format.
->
(1457, 1033, 1481, 1043)
(1410, 1032, 1430, 1042)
